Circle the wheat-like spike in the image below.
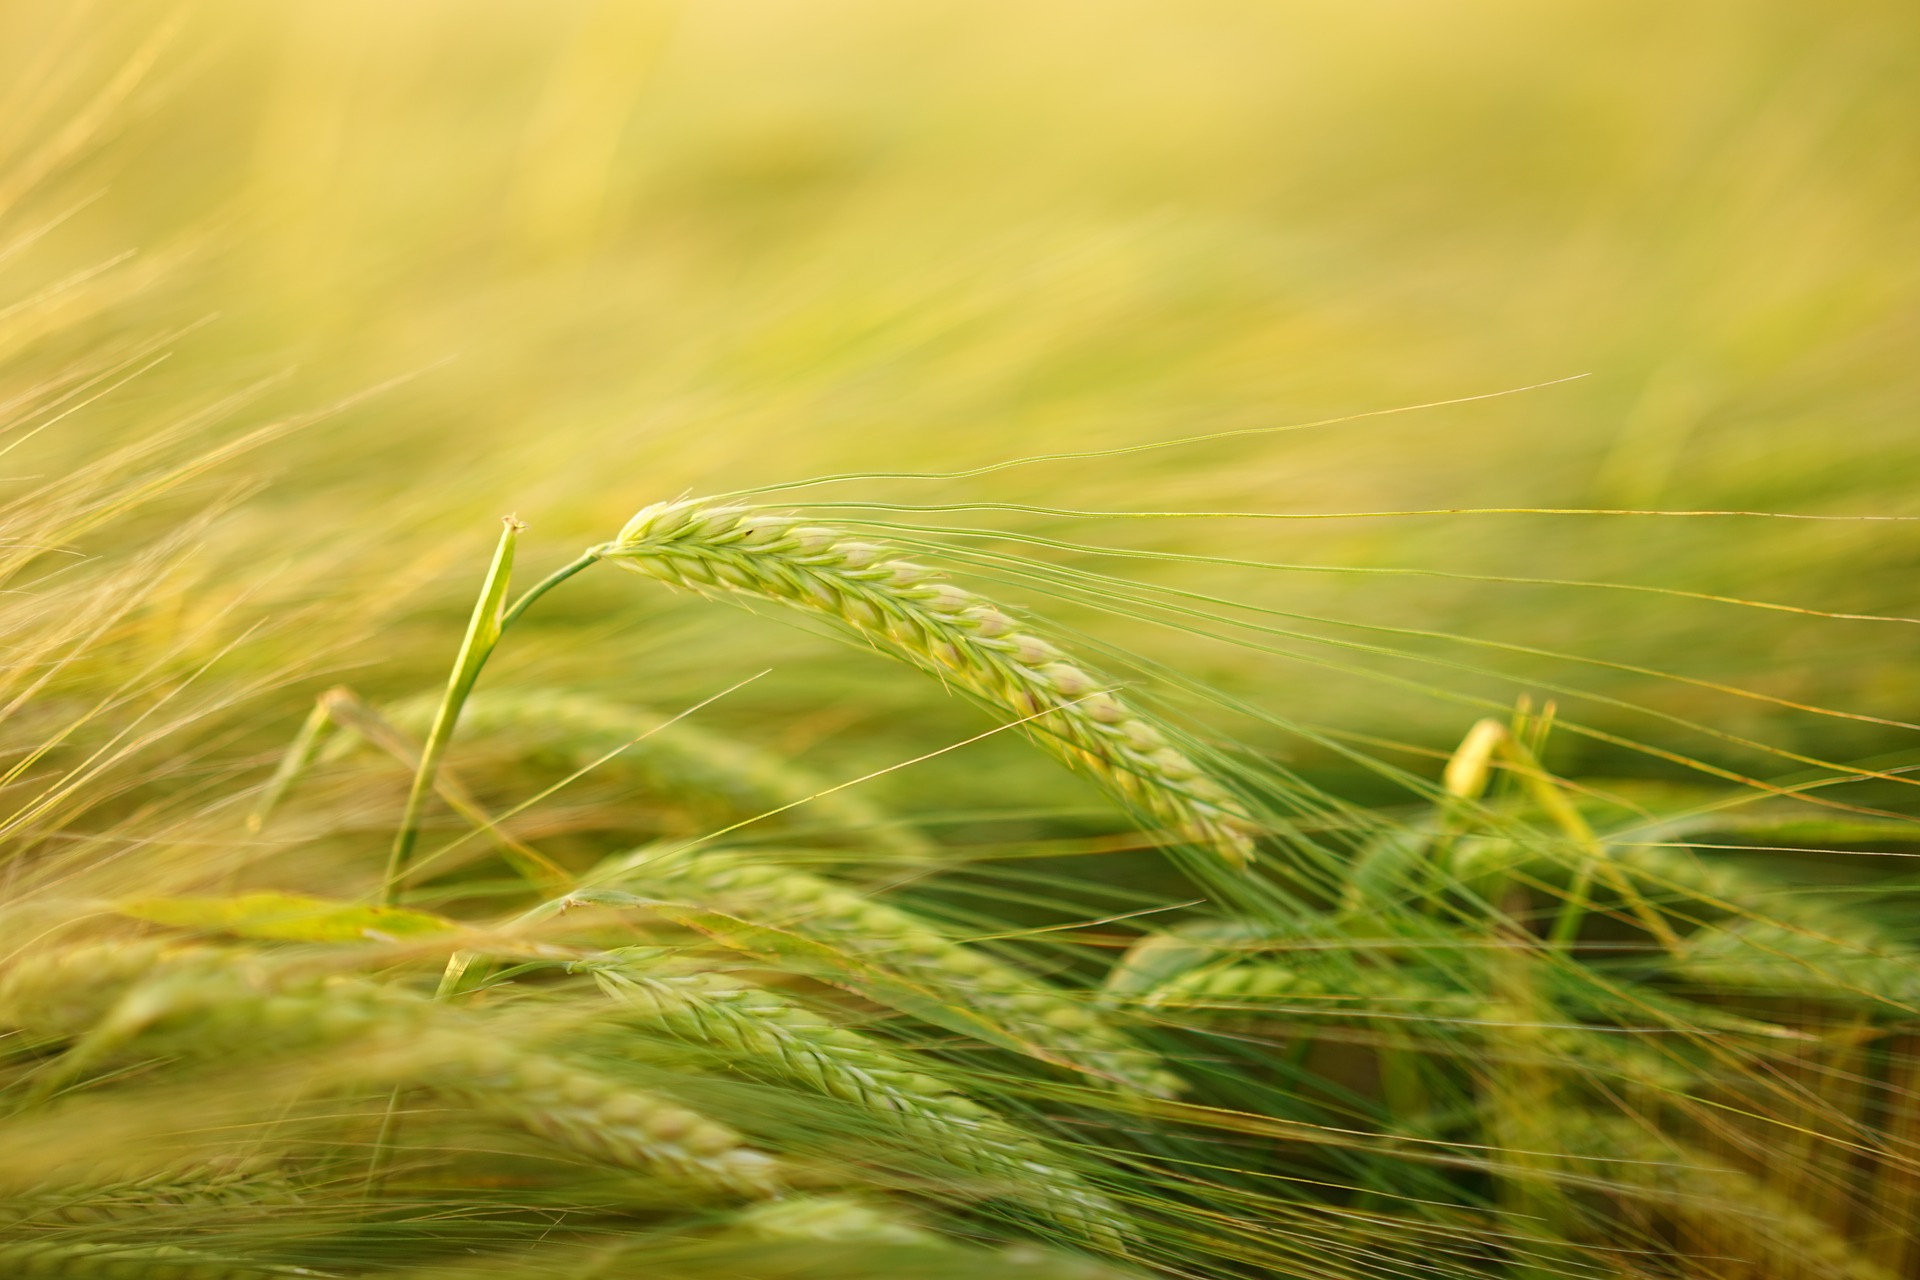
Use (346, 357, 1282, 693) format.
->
(1100, 920, 1284, 1006)
(590, 961, 1128, 1245)
(1145, 960, 1310, 1008)
(0, 939, 180, 1035)
(415, 1028, 784, 1196)
(627, 847, 1184, 1097)
(595, 498, 1259, 866)
(1556, 1113, 1899, 1280)
(994, 1244, 1149, 1280)
(1609, 842, 1891, 936)
(1148, 956, 1709, 1092)
(0, 944, 784, 1199)
(373, 688, 933, 857)
(593, 963, 974, 1105)
(0, 1242, 326, 1277)
(1146, 958, 1478, 1021)
(729, 1195, 943, 1247)
(1673, 919, 1920, 1006)
(13, 1159, 304, 1227)
(727, 1200, 1147, 1279)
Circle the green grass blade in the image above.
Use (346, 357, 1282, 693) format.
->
(383, 517, 523, 904)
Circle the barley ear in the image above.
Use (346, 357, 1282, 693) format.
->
(595, 498, 1260, 866)
(622, 846, 1185, 1098)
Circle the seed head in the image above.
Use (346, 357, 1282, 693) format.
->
(599, 497, 1260, 865)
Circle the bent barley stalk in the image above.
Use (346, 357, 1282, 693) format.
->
(626, 846, 1185, 1097)
(0, 944, 785, 1199)
(1560, 1114, 1899, 1280)
(1673, 919, 1920, 1006)
(726, 1199, 1148, 1280)
(14, 1160, 304, 1227)
(591, 961, 1129, 1246)
(728, 1200, 1146, 1280)
(594, 497, 1260, 867)
(731, 1194, 941, 1247)
(0, 1241, 323, 1278)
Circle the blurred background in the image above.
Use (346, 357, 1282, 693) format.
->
(4, 0, 1919, 824)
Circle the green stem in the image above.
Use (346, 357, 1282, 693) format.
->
(383, 518, 525, 904)
(501, 548, 602, 631)
(247, 698, 335, 835)
(1548, 864, 1594, 951)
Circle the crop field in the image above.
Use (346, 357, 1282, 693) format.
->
(2, 2, 1919, 1276)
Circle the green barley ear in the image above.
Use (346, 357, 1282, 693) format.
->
(0, 1240, 324, 1277)
(730, 1195, 940, 1247)
(1672, 919, 1920, 1007)
(620, 845, 1185, 1097)
(589, 961, 1130, 1246)
(595, 498, 1260, 867)
(0, 943, 787, 1200)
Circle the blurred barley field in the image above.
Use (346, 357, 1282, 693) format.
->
(4, 2, 1920, 1277)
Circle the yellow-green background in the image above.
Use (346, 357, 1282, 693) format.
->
(6, 0, 1918, 813)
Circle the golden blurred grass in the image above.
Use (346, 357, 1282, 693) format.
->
(5, 0, 1919, 797)
(4, 9, 1920, 1273)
